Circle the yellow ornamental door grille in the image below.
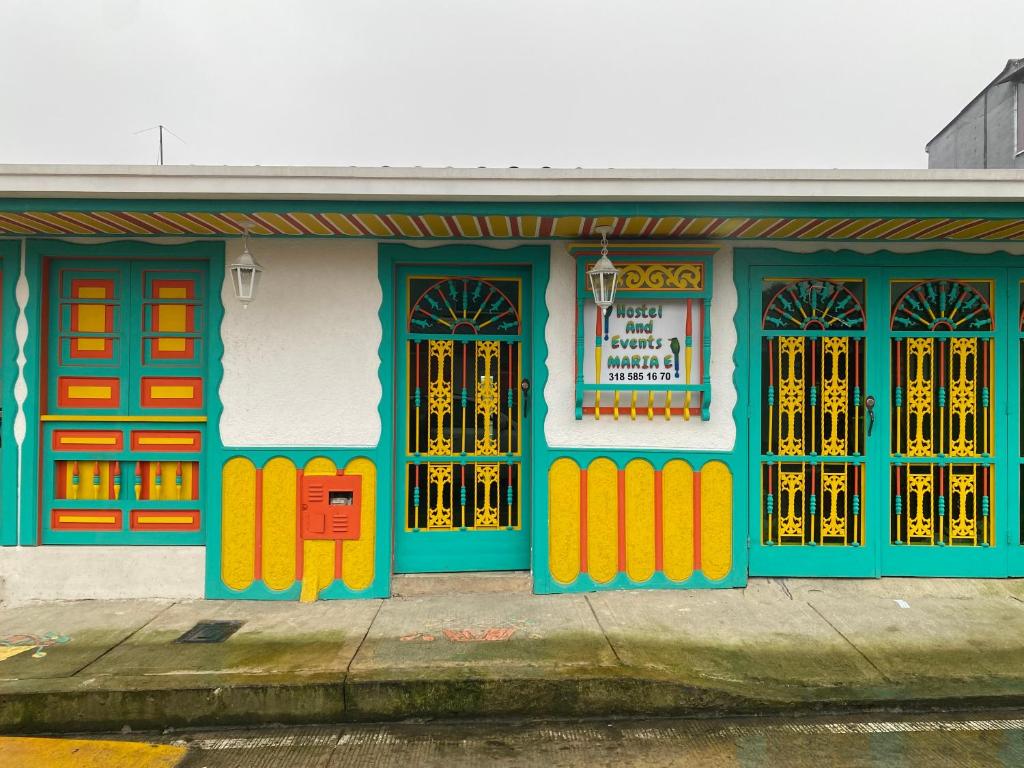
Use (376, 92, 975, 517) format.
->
(760, 278, 867, 547)
(889, 279, 994, 547)
(405, 276, 523, 532)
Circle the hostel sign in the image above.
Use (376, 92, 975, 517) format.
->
(572, 248, 715, 421)
(588, 302, 688, 383)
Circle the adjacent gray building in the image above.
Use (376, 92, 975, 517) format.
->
(927, 58, 1024, 168)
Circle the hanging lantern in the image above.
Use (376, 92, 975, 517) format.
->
(586, 225, 619, 310)
(229, 226, 264, 307)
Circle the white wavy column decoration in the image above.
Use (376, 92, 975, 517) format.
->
(13, 240, 29, 545)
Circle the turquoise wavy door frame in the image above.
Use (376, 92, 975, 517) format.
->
(380, 245, 550, 576)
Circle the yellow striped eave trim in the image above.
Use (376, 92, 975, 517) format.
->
(2, 211, 1024, 241)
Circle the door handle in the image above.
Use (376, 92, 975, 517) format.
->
(521, 378, 531, 419)
(864, 395, 876, 437)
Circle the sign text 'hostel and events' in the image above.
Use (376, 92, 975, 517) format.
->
(582, 299, 702, 386)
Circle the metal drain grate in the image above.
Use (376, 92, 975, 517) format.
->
(174, 620, 244, 644)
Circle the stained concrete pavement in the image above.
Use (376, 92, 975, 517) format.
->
(3, 578, 1024, 732)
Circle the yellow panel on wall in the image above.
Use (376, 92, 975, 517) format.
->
(342, 457, 376, 591)
(262, 457, 298, 591)
(662, 459, 695, 582)
(624, 459, 656, 583)
(300, 457, 338, 602)
(587, 458, 619, 584)
(548, 458, 581, 585)
(700, 460, 733, 581)
(222, 457, 256, 591)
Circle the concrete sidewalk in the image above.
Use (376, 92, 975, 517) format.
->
(2, 578, 1024, 733)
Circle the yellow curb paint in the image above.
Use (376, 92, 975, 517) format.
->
(0, 737, 186, 768)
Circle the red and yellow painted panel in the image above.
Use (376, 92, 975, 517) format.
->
(135, 461, 200, 501)
(52, 429, 123, 451)
(130, 429, 201, 452)
(221, 456, 377, 598)
(50, 509, 122, 531)
(140, 377, 203, 408)
(56, 376, 121, 409)
(65, 277, 117, 361)
(143, 272, 202, 364)
(54, 459, 198, 502)
(45, 424, 204, 537)
(50, 265, 125, 414)
(129, 509, 199, 531)
(48, 261, 208, 416)
(548, 457, 733, 586)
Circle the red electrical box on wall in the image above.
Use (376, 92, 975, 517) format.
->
(300, 474, 362, 541)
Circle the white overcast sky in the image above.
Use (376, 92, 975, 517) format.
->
(1, 0, 1021, 169)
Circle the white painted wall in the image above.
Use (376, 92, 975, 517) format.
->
(218, 237, 1024, 456)
(0, 547, 204, 604)
(219, 239, 382, 447)
(544, 242, 738, 452)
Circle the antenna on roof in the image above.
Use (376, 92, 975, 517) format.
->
(133, 124, 185, 165)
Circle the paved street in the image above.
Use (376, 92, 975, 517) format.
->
(82, 710, 1024, 767)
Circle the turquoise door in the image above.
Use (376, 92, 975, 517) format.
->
(749, 259, 1012, 578)
(750, 267, 883, 576)
(1010, 270, 1024, 576)
(394, 266, 531, 572)
(880, 267, 1006, 576)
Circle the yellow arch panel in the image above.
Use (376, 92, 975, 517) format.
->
(587, 458, 619, 584)
(261, 457, 297, 591)
(221, 457, 256, 591)
(662, 459, 694, 582)
(300, 457, 338, 602)
(342, 457, 377, 591)
(700, 460, 733, 581)
(624, 459, 656, 583)
(548, 458, 581, 585)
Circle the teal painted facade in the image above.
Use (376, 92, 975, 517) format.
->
(2, 191, 1024, 599)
